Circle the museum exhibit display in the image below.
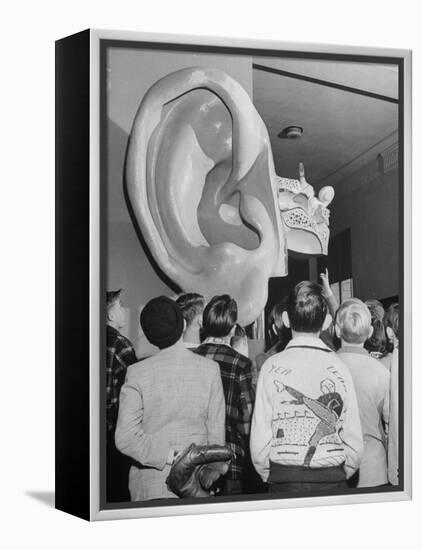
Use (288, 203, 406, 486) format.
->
(56, 29, 412, 521)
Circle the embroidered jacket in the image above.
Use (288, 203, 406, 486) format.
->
(251, 336, 363, 482)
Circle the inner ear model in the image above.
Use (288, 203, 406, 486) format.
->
(125, 67, 333, 326)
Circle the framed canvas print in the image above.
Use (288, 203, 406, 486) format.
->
(55, 29, 412, 521)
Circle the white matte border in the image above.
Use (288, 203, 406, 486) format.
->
(89, 28, 412, 521)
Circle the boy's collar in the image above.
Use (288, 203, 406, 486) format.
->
(203, 336, 232, 346)
(107, 324, 120, 335)
(159, 339, 186, 353)
(184, 341, 198, 349)
(338, 345, 369, 356)
(286, 335, 332, 351)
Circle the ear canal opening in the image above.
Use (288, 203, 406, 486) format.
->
(217, 191, 262, 249)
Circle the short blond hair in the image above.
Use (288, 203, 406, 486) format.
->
(336, 298, 372, 344)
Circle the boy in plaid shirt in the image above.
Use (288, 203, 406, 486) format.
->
(195, 295, 255, 495)
(106, 289, 137, 502)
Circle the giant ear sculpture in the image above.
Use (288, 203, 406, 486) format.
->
(126, 67, 286, 326)
(126, 67, 333, 325)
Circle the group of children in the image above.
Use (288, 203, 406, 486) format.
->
(251, 281, 399, 492)
(106, 274, 399, 502)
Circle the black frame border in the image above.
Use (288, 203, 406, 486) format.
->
(55, 29, 91, 521)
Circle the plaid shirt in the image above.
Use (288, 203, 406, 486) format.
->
(194, 342, 255, 479)
(106, 325, 137, 433)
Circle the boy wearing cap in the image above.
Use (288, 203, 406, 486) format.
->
(106, 289, 137, 502)
(115, 296, 226, 501)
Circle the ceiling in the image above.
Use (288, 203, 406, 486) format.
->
(252, 57, 399, 190)
(106, 49, 399, 223)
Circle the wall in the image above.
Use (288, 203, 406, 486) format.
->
(106, 47, 253, 354)
(329, 149, 399, 302)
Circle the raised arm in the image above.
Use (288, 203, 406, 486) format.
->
(320, 268, 339, 320)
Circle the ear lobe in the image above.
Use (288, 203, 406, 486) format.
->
(322, 313, 332, 332)
(281, 311, 290, 329)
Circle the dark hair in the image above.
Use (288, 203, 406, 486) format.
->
(202, 294, 237, 338)
(384, 303, 399, 339)
(106, 289, 122, 308)
(267, 300, 291, 353)
(286, 281, 327, 333)
(364, 299, 388, 355)
(364, 319, 388, 355)
(176, 293, 205, 327)
(268, 303, 285, 339)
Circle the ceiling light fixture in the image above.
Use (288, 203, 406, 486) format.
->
(278, 126, 304, 140)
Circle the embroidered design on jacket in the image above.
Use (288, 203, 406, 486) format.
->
(271, 378, 344, 467)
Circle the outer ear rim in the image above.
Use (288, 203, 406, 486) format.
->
(335, 323, 341, 339)
(386, 326, 396, 341)
(322, 313, 332, 332)
(282, 311, 290, 329)
(107, 304, 115, 324)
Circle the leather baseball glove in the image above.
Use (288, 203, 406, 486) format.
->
(166, 443, 233, 498)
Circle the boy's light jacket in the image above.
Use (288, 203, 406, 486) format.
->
(337, 346, 390, 487)
(388, 347, 399, 485)
(115, 341, 225, 501)
(251, 337, 363, 482)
